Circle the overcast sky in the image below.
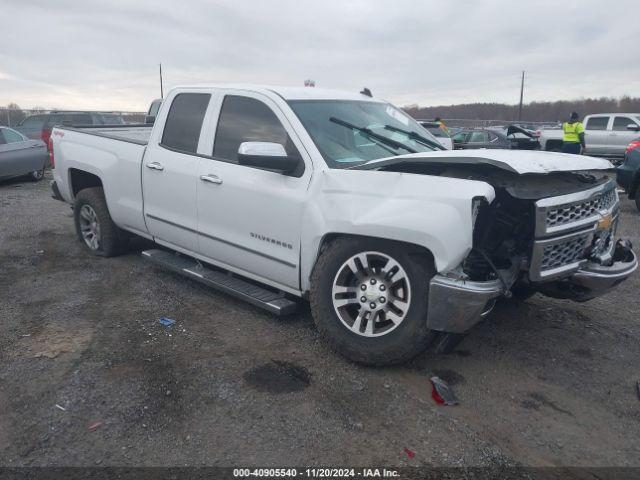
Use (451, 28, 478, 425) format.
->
(1, 0, 638, 111)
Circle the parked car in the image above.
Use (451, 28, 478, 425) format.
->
(616, 140, 640, 211)
(452, 126, 539, 150)
(418, 121, 453, 149)
(0, 126, 48, 182)
(537, 113, 640, 163)
(50, 85, 637, 366)
(15, 111, 126, 146)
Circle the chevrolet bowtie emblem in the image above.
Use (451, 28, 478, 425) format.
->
(597, 213, 613, 230)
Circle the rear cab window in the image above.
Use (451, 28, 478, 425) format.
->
(585, 116, 609, 130)
(161, 93, 211, 154)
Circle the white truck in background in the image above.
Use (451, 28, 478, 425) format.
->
(537, 113, 640, 163)
(50, 85, 637, 365)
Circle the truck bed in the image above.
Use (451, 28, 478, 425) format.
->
(61, 124, 153, 145)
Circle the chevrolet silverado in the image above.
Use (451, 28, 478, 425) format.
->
(50, 85, 637, 365)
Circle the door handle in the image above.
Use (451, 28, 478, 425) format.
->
(200, 174, 223, 185)
(146, 162, 164, 171)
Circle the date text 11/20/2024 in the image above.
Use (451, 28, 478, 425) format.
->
(233, 468, 400, 478)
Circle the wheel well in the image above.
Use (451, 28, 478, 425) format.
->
(314, 233, 435, 272)
(69, 169, 103, 197)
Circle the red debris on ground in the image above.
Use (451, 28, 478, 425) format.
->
(404, 447, 415, 459)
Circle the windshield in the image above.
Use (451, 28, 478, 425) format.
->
(288, 100, 441, 168)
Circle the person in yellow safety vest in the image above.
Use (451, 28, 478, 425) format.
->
(434, 117, 450, 135)
(562, 112, 586, 155)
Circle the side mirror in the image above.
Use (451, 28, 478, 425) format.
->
(237, 142, 299, 174)
(626, 124, 640, 131)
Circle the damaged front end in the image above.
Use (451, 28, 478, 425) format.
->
(424, 169, 636, 333)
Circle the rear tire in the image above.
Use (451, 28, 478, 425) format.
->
(73, 187, 128, 257)
(309, 237, 438, 366)
(29, 167, 45, 181)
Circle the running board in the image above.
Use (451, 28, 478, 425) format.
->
(141, 249, 297, 316)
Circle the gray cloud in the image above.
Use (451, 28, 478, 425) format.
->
(1, 0, 637, 110)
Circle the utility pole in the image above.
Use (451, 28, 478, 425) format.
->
(159, 63, 164, 99)
(517, 70, 525, 121)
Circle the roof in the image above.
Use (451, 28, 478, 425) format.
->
(588, 113, 640, 116)
(173, 84, 382, 102)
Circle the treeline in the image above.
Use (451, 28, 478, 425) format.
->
(404, 96, 640, 122)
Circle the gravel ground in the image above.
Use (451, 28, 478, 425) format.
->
(1, 171, 639, 468)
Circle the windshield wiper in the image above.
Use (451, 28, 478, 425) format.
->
(329, 116, 417, 154)
(383, 124, 445, 150)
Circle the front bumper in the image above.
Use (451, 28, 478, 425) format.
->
(427, 240, 637, 333)
(427, 275, 504, 333)
(539, 240, 637, 301)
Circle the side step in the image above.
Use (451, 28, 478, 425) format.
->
(141, 249, 298, 316)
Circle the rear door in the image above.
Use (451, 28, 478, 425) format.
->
(0, 127, 46, 177)
(609, 115, 640, 156)
(194, 91, 312, 291)
(584, 116, 610, 155)
(142, 91, 212, 252)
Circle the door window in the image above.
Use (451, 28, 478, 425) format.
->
(452, 131, 468, 142)
(585, 116, 609, 130)
(161, 93, 211, 154)
(612, 116, 636, 131)
(469, 131, 489, 143)
(1, 127, 25, 143)
(213, 95, 301, 163)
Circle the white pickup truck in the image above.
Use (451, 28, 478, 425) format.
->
(50, 85, 637, 365)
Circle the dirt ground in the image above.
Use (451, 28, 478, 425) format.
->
(1, 171, 639, 468)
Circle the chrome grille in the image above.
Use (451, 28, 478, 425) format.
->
(530, 180, 619, 281)
(535, 182, 618, 237)
(546, 188, 617, 229)
(540, 235, 590, 271)
(529, 226, 597, 282)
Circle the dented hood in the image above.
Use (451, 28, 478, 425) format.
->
(353, 149, 614, 175)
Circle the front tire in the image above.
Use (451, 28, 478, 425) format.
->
(310, 237, 438, 366)
(73, 187, 127, 257)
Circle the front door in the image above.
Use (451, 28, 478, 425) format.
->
(142, 91, 212, 252)
(608, 115, 640, 157)
(195, 92, 311, 291)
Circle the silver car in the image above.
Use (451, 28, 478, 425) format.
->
(0, 126, 48, 182)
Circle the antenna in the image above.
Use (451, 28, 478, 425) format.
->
(518, 71, 525, 121)
(159, 63, 164, 99)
